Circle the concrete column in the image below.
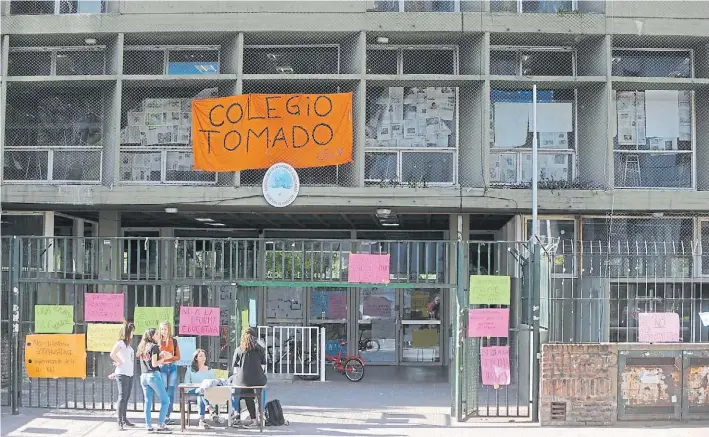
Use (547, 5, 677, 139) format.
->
(0, 36, 9, 200)
(43, 212, 55, 273)
(604, 35, 615, 188)
(159, 227, 175, 307)
(224, 32, 242, 187)
(73, 219, 85, 274)
(350, 31, 367, 187)
(104, 34, 124, 187)
(98, 211, 121, 285)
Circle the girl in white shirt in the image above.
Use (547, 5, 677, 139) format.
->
(109, 321, 136, 431)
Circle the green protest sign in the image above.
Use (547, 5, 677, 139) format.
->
(35, 305, 74, 333)
(469, 275, 511, 306)
(134, 307, 174, 335)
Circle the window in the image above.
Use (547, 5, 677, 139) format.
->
(490, 48, 575, 76)
(491, 0, 574, 13)
(368, 0, 456, 12)
(8, 47, 106, 76)
(366, 86, 458, 185)
(612, 49, 692, 78)
(119, 88, 218, 185)
(490, 89, 575, 185)
(123, 46, 221, 75)
(701, 220, 709, 276)
(524, 218, 576, 275)
(4, 89, 104, 183)
(243, 46, 339, 75)
(367, 46, 458, 75)
(11, 0, 105, 15)
(613, 90, 693, 189)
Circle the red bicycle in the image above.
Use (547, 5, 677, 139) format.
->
(328, 341, 365, 382)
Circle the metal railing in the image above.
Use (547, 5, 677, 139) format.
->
(257, 325, 324, 380)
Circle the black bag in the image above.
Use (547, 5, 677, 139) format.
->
(264, 399, 288, 426)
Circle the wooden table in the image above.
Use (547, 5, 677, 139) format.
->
(178, 383, 266, 433)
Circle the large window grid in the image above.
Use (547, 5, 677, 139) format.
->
(368, 0, 458, 12)
(490, 0, 577, 13)
(8, 46, 107, 76)
(612, 48, 693, 79)
(490, 46, 576, 77)
(490, 89, 577, 185)
(10, 0, 106, 15)
(612, 89, 695, 189)
(123, 46, 221, 76)
(243, 45, 340, 75)
(366, 45, 458, 76)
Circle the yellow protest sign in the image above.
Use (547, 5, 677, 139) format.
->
(35, 305, 74, 334)
(86, 324, 122, 352)
(214, 369, 229, 379)
(469, 275, 511, 306)
(412, 329, 439, 348)
(25, 334, 87, 379)
(411, 291, 430, 317)
(134, 307, 174, 335)
(241, 308, 249, 331)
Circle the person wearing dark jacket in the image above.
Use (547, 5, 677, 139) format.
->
(229, 328, 267, 427)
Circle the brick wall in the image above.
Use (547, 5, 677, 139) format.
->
(540, 344, 617, 426)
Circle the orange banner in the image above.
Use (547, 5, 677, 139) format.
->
(25, 334, 87, 379)
(192, 93, 353, 172)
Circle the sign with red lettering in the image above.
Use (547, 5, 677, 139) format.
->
(480, 346, 511, 386)
(638, 312, 680, 343)
(179, 306, 220, 336)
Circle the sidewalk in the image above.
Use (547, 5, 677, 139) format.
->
(2, 379, 707, 437)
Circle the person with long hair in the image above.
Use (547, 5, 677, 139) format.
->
(184, 349, 217, 429)
(158, 321, 180, 424)
(137, 328, 170, 432)
(229, 328, 267, 427)
(109, 321, 135, 430)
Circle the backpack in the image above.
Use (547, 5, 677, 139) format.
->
(264, 399, 288, 426)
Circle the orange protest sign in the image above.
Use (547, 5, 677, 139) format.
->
(25, 334, 87, 379)
(192, 93, 353, 171)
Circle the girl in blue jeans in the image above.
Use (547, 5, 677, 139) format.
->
(184, 349, 217, 429)
(137, 328, 170, 432)
(158, 321, 180, 425)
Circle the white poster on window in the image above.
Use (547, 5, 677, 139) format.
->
(646, 90, 680, 139)
(493, 102, 530, 148)
(678, 91, 691, 142)
(490, 153, 517, 184)
(536, 103, 573, 133)
(539, 132, 569, 150)
(265, 288, 304, 320)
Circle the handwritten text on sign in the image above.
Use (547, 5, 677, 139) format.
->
(35, 305, 74, 334)
(134, 307, 174, 336)
(469, 275, 511, 306)
(179, 306, 220, 336)
(84, 293, 124, 322)
(192, 93, 353, 172)
(25, 334, 87, 379)
(86, 324, 122, 352)
(363, 296, 392, 318)
(348, 254, 390, 284)
(480, 346, 511, 386)
(468, 308, 509, 338)
(638, 312, 680, 343)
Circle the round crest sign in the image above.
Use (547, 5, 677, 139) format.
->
(262, 163, 300, 208)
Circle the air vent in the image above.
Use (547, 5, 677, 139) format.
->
(550, 402, 567, 421)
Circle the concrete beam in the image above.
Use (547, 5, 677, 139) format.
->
(5, 185, 709, 214)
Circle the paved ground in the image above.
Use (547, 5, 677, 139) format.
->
(2, 377, 707, 437)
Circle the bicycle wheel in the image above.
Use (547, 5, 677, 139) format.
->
(364, 339, 380, 353)
(343, 358, 364, 382)
(295, 352, 320, 381)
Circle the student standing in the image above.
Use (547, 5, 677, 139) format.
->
(184, 349, 218, 429)
(230, 328, 267, 427)
(137, 328, 170, 432)
(109, 321, 136, 430)
(158, 321, 180, 424)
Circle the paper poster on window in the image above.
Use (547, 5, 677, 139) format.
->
(412, 328, 438, 348)
(646, 90, 680, 139)
(363, 296, 392, 318)
(410, 291, 430, 317)
(265, 288, 303, 319)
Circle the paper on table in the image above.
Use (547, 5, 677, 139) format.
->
(645, 90, 680, 139)
(699, 312, 709, 327)
(536, 103, 573, 133)
(493, 102, 530, 148)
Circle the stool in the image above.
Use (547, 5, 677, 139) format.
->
(623, 154, 641, 186)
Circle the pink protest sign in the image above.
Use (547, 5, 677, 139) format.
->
(328, 293, 347, 319)
(467, 308, 509, 338)
(84, 293, 124, 322)
(480, 346, 511, 386)
(348, 254, 390, 284)
(363, 296, 392, 318)
(638, 312, 680, 343)
(179, 306, 220, 336)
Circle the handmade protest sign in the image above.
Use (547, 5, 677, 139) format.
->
(35, 305, 74, 334)
(86, 324, 122, 352)
(84, 293, 124, 322)
(179, 306, 220, 336)
(134, 307, 174, 335)
(192, 93, 353, 171)
(469, 275, 511, 306)
(638, 312, 680, 343)
(328, 292, 347, 319)
(412, 329, 438, 348)
(25, 334, 87, 379)
(174, 336, 197, 366)
(467, 308, 509, 338)
(480, 346, 511, 386)
(214, 369, 229, 379)
(348, 254, 390, 284)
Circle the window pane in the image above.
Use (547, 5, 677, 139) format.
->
(402, 325, 440, 363)
(3, 150, 49, 180)
(166, 151, 216, 183)
(310, 290, 348, 321)
(403, 290, 441, 321)
(365, 153, 397, 181)
(60, 0, 103, 13)
(614, 152, 692, 188)
(520, 152, 571, 183)
(490, 0, 517, 11)
(119, 152, 161, 182)
(367, 86, 457, 148)
(366, 50, 397, 74)
(521, 51, 573, 76)
(612, 50, 691, 78)
(55, 50, 105, 75)
(490, 153, 517, 183)
(368, 0, 399, 11)
(525, 219, 575, 274)
(405, 1, 454, 12)
(265, 287, 304, 320)
(10, 1, 55, 14)
(243, 47, 339, 74)
(8, 51, 52, 76)
(401, 152, 454, 183)
(403, 49, 455, 75)
(123, 50, 165, 75)
(522, 0, 573, 13)
(52, 150, 101, 181)
(167, 50, 219, 75)
(702, 222, 709, 276)
(490, 51, 517, 75)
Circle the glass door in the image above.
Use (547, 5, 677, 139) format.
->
(357, 288, 398, 365)
(308, 288, 349, 358)
(400, 289, 442, 364)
